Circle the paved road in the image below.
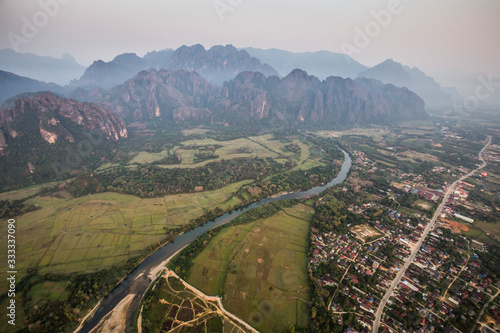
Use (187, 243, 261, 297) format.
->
(372, 136, 491, 332)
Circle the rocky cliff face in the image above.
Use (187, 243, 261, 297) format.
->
(0, 92, 127, 149)
(0, 92, 127, 187)
(81, 68, 427, 125)
(0, 130, 7, 155)
(165, 44, 280, 85)
(86, 69, 227, 122)
(219, 69, 427, 125)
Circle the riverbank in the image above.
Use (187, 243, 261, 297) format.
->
(88, 246, 187, 333)
(78, 148, 351, 333)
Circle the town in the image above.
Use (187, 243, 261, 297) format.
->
(309, 127, 500, 332)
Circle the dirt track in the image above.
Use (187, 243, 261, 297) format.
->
(165, 269, 259, 333)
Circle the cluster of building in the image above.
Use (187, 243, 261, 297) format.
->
(382, 223, 496, 332)
(353, 151, 373, 167)
(402, 184, 443, 202)
(310, 232, 363, 268)
(312, 136, 499, 332)
(310, 201, 433, 330)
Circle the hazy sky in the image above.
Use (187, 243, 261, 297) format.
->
(0, 0, 499, 86)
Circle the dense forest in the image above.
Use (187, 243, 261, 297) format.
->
(0, 112, 118, 191)
(66, 130, 346, 199)
(311, 189, 363, 234)
(0, 199, 39, 219)
(68, 157, 289, 198)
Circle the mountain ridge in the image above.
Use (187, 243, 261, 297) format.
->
(75, 68, 427, 125)
(0, 69, 67, 104)
(0, 49, 85, 85)
(69, 49, 175, 90)
(0, 92, 127, 187)
(0, 92, 127, 146)
(242, 47, 368, 79)
(164, 44, 280, 86)
(358, 59, 461, 106)
(218, 69, 427, 125)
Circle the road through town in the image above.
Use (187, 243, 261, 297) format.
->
(372, 136, 491, 332)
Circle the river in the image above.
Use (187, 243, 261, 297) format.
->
(78, 148, 351, 333)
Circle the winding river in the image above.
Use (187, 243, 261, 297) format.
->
(78, 149, 352, 333)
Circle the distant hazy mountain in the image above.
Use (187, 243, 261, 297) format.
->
(444, 73, 500, 108)
(242, 47, 368, 79)
(73, 44, 278, 90)
(0, 49, 85, 85)
(358, 59, 460, 106)
(142, 49, 176, 68)
(80, 68, 426, 125)
(0, 70, 66, 103)
(70, 49, 174, 90)
(164, 44, 280, 85)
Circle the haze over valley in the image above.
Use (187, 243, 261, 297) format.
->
(0, 1, 499, 333)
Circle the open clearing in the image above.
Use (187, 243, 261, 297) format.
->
(129, 149, 172, 164)
(0, 180, 252, 292)
(351, 224, 384, 243)
(187, 203, 313, 333)
(181, 128, 213, 136)
(415, 199, 433, 210)
(473, 220, 500, 237)
(463, 221, 500, 245)
(127, 134, 323, 171)
(0, 180, 64, 200)
(316, 128, 390, 142)
(440, 218, 470, 234)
